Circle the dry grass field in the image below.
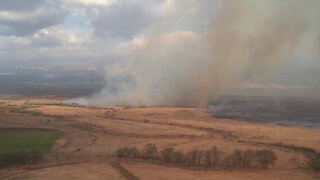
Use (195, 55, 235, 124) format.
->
(0, 98, 319, 180)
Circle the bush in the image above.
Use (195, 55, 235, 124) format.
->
(122, 147, 131, 157)
(128, 147, 140, 158)
(115, 148, 125, 158)
(142, 144, 158, 159)
(171, 151, 185, 164)
(306, 152, 320, 172)
(309, 158, 320, 171)
(160, 147, 174, 163)
(115, 146, 140, 158)
(256, 149, 277, 169)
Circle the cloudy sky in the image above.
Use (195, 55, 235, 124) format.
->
(0, 0, 319, 102)
(0, 0, 207, 63)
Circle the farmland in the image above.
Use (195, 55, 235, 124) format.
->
(0, 98, 319, 179)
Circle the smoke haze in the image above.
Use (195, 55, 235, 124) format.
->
(69, 0, 320, 107)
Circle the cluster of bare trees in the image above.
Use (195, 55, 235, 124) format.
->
(115, 144, 278, 169)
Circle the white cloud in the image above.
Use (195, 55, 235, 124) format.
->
(64, 0, 116, 6)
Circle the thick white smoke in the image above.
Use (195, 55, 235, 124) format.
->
(68, 0, 320, 107)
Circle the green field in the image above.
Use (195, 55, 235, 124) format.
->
(0, 130, 58, 156)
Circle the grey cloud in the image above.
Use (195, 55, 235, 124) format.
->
(30, 35, 63, 47)
(0, 12, 66, 36)
(0, 1, 67, 36)
(0, 27, 115, 63)
(0, 0, 44, 12)
(92, 2, 154, 38)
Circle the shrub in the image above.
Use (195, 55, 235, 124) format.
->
(256, 149, 277, 169)
(306, 152, 320, 172)
(115, 148, 125, 158)
(142, 144, 158, 159)
(122, 147, 131, 157)
(160, 147, 174, 163)
(115, 146, 140, 158)
(172, 151, 185, 164)
(128, 146, 140, 158)
(309, 158, 320, 172)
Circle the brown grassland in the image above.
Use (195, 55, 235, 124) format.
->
(0, 98, 319, 180)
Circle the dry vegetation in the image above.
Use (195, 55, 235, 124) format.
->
(0, 98, 319, 180)
(115, 144, 278, 169)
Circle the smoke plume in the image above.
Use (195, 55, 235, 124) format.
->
(69, 0, 320, 107)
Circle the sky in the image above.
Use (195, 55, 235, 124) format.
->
(0, 0, 319, 105)
(0, 0, 186, 63)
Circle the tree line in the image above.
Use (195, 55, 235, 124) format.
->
(115, 144, 278, 169)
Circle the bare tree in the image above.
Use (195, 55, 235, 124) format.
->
(223, 154, 238, 169)
(243, 149, 256, 168)
(196, 150, 204, 166)
(212, 146, 222, 168)
(234, 149, 244, 168)
(204, 149, 213, 166)
(185, 150, 200, 166)
(256, 149, 277, 169)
